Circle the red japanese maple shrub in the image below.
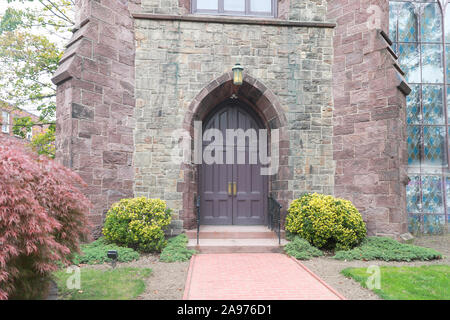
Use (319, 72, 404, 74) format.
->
(0, 137, 91, 299)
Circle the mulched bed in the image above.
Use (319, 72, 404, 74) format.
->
(83, 254, 190, 300)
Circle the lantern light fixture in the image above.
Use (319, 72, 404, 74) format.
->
(107, 250, 118, 268)
(232, 63, 244, 86)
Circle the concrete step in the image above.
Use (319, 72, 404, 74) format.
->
(187, 238, 288, 254)
(186, 225, 285, 240)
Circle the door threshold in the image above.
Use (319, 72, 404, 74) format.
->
(197, 225, 270, 232)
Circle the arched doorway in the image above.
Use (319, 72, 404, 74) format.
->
(180, 72, 290, 229)
(199, 99, 268, 225)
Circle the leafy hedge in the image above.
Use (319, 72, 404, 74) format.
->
(103, 197, 172, 252)
(72, 238, 140, 265)
(159, 234, 196, 263)
(285, 193, 366, 250)
(333, 237, 442, 261)
(284, 236, 323, 260)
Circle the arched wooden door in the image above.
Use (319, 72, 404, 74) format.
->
(199, 100, 268, 225)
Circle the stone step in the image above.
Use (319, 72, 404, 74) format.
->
(187, 238, 288, 254)
(186, 225, 285, 240)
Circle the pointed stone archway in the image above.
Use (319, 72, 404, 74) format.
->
(178, 72, 292, 229)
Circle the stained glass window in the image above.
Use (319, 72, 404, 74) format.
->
(390, 0, 450, 234)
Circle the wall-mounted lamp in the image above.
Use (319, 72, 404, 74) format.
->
(232, 63, 244, 86)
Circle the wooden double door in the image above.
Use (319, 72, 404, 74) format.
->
(199, 100, 268, 225)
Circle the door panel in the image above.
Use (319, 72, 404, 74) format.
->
(199, 100, 267, 225)
(234, 159, 266, 225)
(200, 107, 233, 225)
(233, 107, 266, 225)
(200, 161, 233, 225)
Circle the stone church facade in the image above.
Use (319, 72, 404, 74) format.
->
(53, 0, 410, 237)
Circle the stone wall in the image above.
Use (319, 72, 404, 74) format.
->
(289, 0, 328, 21)
(327, 0, 410, 236)
(53, 0, 410, 237)
(52, 0, 142, 236)
(133, 8, 335, 228)
(140, 0, 188, 15)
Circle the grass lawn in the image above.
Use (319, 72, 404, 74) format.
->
(54, 267, 151, 300)
(342, 265, 450, 300)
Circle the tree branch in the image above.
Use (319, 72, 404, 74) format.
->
(43, 0, 75, 25)
(14, 122, 55, 127)
(38, 0, 72, 24)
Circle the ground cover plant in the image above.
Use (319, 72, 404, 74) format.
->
(0, 137, 90, 300)
(333, 236, 442, 261)
(72, 238, 140, 265)
(54, 267, 151, 300)
(285, 193, 366, 250)
(342, 265, 450, 300)
(284, 235, 323, 260)
(103, 197, 172, 252)
(159, 234, 196, 263)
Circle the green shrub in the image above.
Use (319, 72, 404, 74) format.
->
(72, 238, 140, 265)
(285, 231, 296, 241)
(284, 236, 323, 260)
(285, 193, 366, 250)
(333, 237, 442, 261)
(103, 197, 172, 252)
(160, 234, 196, 263)
(0, 138, 90, 300)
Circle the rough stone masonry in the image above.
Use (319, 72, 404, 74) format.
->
(52, 0, 409, 238)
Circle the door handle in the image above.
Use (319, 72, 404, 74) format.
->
(228, 182, 232, 196)
(233, 182, 237, 196)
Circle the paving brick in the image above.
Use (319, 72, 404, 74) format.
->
(184, 253, 344, 300)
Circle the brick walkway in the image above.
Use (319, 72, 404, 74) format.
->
(183, 253, 345, 300)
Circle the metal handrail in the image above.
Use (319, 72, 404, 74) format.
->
(196, 195, 200, 245)
(268, 195, 282, 245)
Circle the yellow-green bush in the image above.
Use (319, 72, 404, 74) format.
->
(285, 193, 366, 250)
(103, 197, 172, 252)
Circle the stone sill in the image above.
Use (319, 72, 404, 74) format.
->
(132, 13, 336, 28)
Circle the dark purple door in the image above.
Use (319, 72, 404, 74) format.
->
(199, 100, 267, 225)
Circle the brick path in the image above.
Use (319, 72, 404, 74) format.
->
(183, 253, 345, 300)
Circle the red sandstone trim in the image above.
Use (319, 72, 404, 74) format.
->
(131, 13, 336, 28)
(289, 257, 346, 300)
(183, 254, 197, 300)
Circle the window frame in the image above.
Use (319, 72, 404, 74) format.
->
(1, 111, 10, 134)
(391, 1, 449, 172)
(192, 0, 277, 18)
(390, 0, 450, 233)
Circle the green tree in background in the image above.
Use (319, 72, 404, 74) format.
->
(0, 0, 75, 158)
